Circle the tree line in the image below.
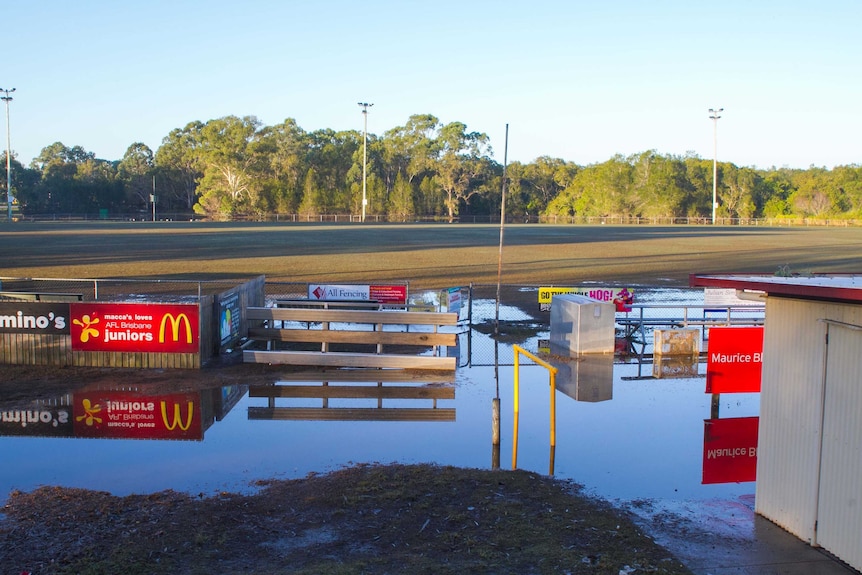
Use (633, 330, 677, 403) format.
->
(3, 113, 861, 221)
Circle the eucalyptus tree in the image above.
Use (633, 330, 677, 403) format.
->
(432, 121, 493, 222)
(155, 121, 205, 210)
(193, 115, 262, 218)
(520, 156, 577, 215)
(788, 166, 849, 217)
(118, 142, 155, 211)
(253, 118, 308, 213)
(2, 153, 40, 214)
(306, 128, 360, 213)
(831, 164, 862, 216)
(629, 151, 690, 217)
(387, 172, 415, 221)
(27, 142, 113, 213)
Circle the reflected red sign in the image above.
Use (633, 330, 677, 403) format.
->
(72, 391, 202, 440)
(70, 303, 199, 353)
(702, 416, 759, 484)
(705, 326, 764, 393)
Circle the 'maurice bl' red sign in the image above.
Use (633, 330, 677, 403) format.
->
(70, 303, 199, 353)
(705, 326, 764, 393)
(702, 416, 759, 484)
(73, 391, 202, 440)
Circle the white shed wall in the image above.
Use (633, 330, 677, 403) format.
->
(755, 296, 862, 568)
(755, 297, 828, 542)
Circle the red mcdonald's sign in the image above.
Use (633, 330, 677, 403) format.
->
(706, 326, 764, 393)
(70, 303, 199, 353)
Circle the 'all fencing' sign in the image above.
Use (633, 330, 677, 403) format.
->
(705, 326, 764, 393)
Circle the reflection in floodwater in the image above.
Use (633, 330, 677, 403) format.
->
(553, 354, 615, 403)
(248, 369, 456, 422)
(0, 291, 761, 510)
(0, 385, 246, 441)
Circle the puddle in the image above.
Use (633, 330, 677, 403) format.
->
(0, 359, 757, 505)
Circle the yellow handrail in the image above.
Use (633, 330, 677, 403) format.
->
(512, 344, 559, 474)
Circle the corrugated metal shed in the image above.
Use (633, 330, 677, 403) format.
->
(691, 274, 862, 571)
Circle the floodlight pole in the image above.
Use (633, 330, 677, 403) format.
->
(358, 102, 373, 222)
(709, 107, 723, 225)
(1, 88, 14, 222)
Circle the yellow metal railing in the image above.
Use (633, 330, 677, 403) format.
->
(512, 344, 559, 475)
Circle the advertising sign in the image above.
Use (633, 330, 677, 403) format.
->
(538, 287, 634, 312)
(72, 391, 202, 440)
(444, 287, 462, 314)
(0, 302, 70, 334)
(705, 326, 764, 393)
(308, 284, 408, 305)
(702, 416, 759, 484)
(219, 291, 241, 346)
(0, 404, 74, 437)
(704, 287, 765, 307)
(69, 303, 199, 353)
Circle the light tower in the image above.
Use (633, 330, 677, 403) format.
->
(709, 107, 723, 224)
(0, 87, 14, 222)
(357, 102, 373, 222)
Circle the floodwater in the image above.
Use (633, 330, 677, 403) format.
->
(0, 296, 760, 513)
(0, 362, 758, 505)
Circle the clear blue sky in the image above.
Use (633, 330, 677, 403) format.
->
(3, 0, 860, 170)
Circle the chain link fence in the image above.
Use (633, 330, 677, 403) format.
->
(0, 277, 255, 302)
(1, 277, 762, 369)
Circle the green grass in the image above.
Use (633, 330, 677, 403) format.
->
(1, 221, 860, 288)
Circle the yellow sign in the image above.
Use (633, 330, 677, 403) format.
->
(161, 401, 195, 431)
(537, 287, 579, 304)
(159, 313, 192, 344)
(538, 286, 635, 310)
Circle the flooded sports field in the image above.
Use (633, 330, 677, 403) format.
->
(0, 288, 761, 519)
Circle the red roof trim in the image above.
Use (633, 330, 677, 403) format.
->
(689, 274, 862, 304)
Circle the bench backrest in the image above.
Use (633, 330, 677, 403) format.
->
(247, 307, 458, 326)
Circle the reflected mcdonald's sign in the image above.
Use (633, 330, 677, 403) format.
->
(159, 313, 193, 344)
(73, 391, 203, 440)
(161, 400, 195, 431)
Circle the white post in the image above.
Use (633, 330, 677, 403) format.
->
(709, 107, 723, 225)
(1, 88, 14, 222)
(358, 102, 373, 222)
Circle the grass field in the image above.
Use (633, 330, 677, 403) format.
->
(1, 221, 861, 288)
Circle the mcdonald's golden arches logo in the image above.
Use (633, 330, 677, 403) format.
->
(159, 313, 192, 344)
(161, 400, 195, 431)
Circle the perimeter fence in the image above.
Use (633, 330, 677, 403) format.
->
(0, 278, 762, 370)
(263, 281, 759, 369)
(0, 277, 248, 302)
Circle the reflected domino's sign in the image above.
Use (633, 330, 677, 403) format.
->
(70, 303, 199, 353)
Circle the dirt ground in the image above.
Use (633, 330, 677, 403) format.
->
(0, 362, 693, 575)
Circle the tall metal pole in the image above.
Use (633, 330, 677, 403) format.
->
(709, 107, 723, 225)
(358, 102, 373, 222)
(495, 123, 509, 336)
(0, 88, 14, 222)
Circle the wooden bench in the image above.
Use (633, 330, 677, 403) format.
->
(243, 307, 458, 370)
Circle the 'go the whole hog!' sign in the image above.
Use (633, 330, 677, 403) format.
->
(70, 303, 199, 353)
(705, 326, 764, 394)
